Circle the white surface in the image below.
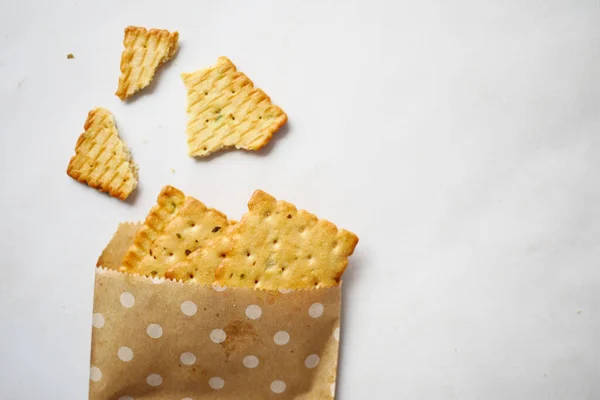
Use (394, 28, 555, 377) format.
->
(1, 0, 599, 398)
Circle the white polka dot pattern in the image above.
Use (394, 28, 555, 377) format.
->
(118, 346, 133, 362)
(90, 366, 102, 382)
(309, 302, 324, 318)
(245, 304, 262, 320)
(181, 301, 197, 316)
(212, 283, 227, 292)
(146, 374, 163, 386)
(270, 380, 286, 394)
(92, 313, 105, 328)
(273, 331, 290, 345)
(210, 329, 226, 343)
(208, 377, 225, 390)
(146, 324, 163, 339)
(120, 292, 135, 308)
(180, 352, 196, 365)
(243, 355, 259, 368)
(89, 268, 341, 398)
(304, 354, 320, 369)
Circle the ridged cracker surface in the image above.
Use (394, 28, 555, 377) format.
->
(181, 56, 288, 157)
(121, 186, 230, 278)
(116, 26, 179, 100)
(66, 107, 138, 200)
(215, 190, 359, 289)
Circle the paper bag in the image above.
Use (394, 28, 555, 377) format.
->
(89, 224, 341, 399)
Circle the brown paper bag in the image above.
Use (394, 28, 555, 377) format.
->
(89, 224, 341, 399)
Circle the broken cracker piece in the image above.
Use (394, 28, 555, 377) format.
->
(116, 26, 179, 100)
(214, 190, 358, 290)
(66, 107, 138, 200)
(120, 185, 230, 278)
(181, 56, 287, 157)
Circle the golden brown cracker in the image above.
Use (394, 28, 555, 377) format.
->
(165, 223, 236, 284)
(116, 26, 179, 100)
(181, 56, 288, 157)
(120, 186, 230, 278)
(66, 107, 138, 200)
(215, 190, 358, 289)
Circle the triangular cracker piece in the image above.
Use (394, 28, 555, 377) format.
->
(120, 185, 231, 278)
(214, 190, 359, 290)
(181, 56, 288, 157)
(116, 26, 179, 100)
(66, 107, 138, 200)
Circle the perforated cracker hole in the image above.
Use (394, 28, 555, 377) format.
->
(246, 251, 251, 257)
(169, 252, 173, 256)
(299, 227, 305, 233)
(151, 271, 157, 276)
(273, 239, 278, 244)
(205, 119, 209, 123)
(220, 253, 226, 258)
(287, 214, 292, 219)
(212, 226, 221, 233)
(190, 222, 195, 227)
(230, 114, 235, 120)
(204, 91, 208, 95)
(240, 273, 246, 279)
(176, 233, 182, 239)
(254, 279, 259, 284)
(185, 249, 191, 256)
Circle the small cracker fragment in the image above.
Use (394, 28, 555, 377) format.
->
(66, 107, 138, 200)
(67, 53, 74, 59)
(116, 26, 179, 100)
(120, 185, 230, 278)
(214, 190, 358, 290)
(181, 56, 288, 157)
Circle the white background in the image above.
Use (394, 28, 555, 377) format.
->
(1, 0, 599, 399)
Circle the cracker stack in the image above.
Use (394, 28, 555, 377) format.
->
(67, 108, 138, 200)
(122, 186, 358, 290)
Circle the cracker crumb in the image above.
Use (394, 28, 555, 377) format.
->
(67, 53, 74, 59)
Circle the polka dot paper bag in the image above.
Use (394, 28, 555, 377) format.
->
(89, 223, 341, 399)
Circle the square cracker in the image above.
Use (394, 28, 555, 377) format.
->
(214, 190, 359, 289)
(120, 186, 231, 278)
(181, 56, 288, 157)
(66, 107, 138, 200)
(116, 26, 179, 100)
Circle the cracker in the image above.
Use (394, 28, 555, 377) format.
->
(181, 56, 288, 157)
(116, 26, 179, 100)
(66, 107, 138, 200)
(120, 186, 230, 278)
(165, 224, 235, 284)
(214, 190, 358, 289)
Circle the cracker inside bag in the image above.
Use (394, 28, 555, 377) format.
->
(89, 187, 357, 398)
